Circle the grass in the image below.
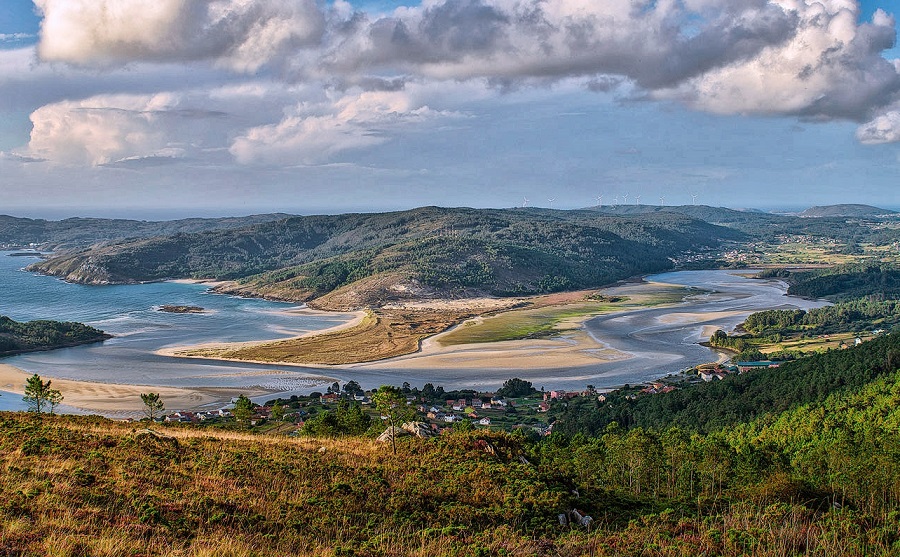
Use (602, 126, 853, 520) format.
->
(438, 289, 688, 346)
(749, 240, 900, 266)
(181, 308, 479, 365)
(758, 332, 879, 355)
(3, 413, 900, 556)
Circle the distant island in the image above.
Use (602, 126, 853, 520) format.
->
(158, 305, 206, 314)
(0, 315, 111, 356)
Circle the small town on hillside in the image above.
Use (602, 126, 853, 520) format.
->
(144, 357, 789, 436)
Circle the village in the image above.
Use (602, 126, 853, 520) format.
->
(149, 362, 774, 436)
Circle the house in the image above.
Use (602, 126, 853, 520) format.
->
(443, 414, 459, 423)
(736, 361, 780, 373)
(320, 393, 339, 404)
(490, 397, 507, 407)
(537, 401, 550, 413)
(164, 411, 193, 423)
(478, 417, 491, 426)
(481, 401, 492, 409)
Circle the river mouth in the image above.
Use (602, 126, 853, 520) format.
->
(1, 254, 828, 411)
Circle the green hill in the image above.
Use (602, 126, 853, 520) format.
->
(551, 332, 900, 436)
(27, 207, 740, 307)
(798, 204, 896, 218)
(0, 316, 111, 356)
(0, 213, 291, 251)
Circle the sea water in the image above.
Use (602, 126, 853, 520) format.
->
(0, 251, 832, 403)
(0, 252, 352, 397)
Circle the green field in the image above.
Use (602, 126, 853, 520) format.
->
(438, 290, 687, 346)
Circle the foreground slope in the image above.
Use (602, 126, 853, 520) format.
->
(3, 335, 900, 556)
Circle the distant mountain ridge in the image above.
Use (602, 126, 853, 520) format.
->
(0, 213, 292, 250)
(798, 204, 896, 218)
(24, 207, 741, 309)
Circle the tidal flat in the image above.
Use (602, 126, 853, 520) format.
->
(1, 251, 827, 415)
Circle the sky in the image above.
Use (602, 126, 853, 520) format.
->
(1, 0, 900, 219)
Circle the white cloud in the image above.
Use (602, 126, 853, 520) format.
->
(18, 0, 900, 162)
(856, 110, 900, 144)
(656, 4, 900, 120)
(34, 0, 325, 72)
(22, 92, 241, 165)
(230, 87, 458, 165)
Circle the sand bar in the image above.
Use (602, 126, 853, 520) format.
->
(0, 363, 244, 418)
(157, 309, 367, 358)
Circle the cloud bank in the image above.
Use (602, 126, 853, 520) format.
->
(17, 0, 900, 166)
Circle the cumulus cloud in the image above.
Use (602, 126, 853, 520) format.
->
(23, 92, 234, 165)
(230, 88, 459, 165)
(856, 110, 900, 144)
(23, 0, 900, 153)
(656, 4, 900, 120)
(34, 0, 325, 72)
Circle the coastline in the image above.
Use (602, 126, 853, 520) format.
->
(155, 309, 368, 360)
(0, 363, 246, 419)
(156, 279, 701, 371)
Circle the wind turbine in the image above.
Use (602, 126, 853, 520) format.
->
(623, 194, 629, 205)
(691, 193, 698, 205)
(548, 198, 555, 209)
(635, 195, 641, 206)
(613, 195, 619, 206)
(659, 196, 665, 206)
(596, 195, 603, 208)
(522, 197, 529, 208)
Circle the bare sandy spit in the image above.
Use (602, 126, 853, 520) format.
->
(157, 280, 706, 372)
(0, 363, 248, 419)
(361, 329, 630, 370)
(156, 309, 368, 359)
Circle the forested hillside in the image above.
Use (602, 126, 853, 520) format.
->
(592, 204, 900, 244)
(0, 316, 111, 356)
(773, 263, 900, 300)
(26, 208, 739, 305)
(0, 213, 291, 250)
(551, 332, 900, 435)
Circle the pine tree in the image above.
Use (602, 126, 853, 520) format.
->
(23, 374, 63, 415)
(140, 392, 165, 421)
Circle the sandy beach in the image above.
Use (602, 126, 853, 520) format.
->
(359, 329, 629, 370)
(156, 308, 368, 359)
(0, 363, 241, 418)
(155, 279, 698, 372)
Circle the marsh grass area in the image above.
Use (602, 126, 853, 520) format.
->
(759, 331, 879, 355)
(752, 240, 900, 266)
(174, 285, 693, 365)
(437, 288, 689, 346)
(179, 308, 479, 365)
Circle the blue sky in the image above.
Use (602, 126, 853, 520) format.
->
(1, 0, 899, 218)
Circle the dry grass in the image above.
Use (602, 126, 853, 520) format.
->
(181, 307, 480, 365)
(2, 414, 900, 556)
